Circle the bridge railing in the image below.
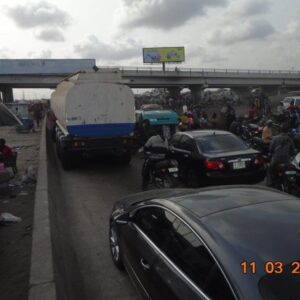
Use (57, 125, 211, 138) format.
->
(101, 66, 300, 77)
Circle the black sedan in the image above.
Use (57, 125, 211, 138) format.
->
(109, 186, 300, 300)
(170, 130, 266, 187)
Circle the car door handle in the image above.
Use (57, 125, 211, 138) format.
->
(184, 154, 189, 158)
(140, 258, 150, 270)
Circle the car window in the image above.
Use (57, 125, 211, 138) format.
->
(133, 207, 234, 300)
(197, 134, 248, 154)
(178, 135, 195, 152)
(171, 134, 182, 147)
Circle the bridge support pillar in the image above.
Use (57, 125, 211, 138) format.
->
(0, 86, 14, 103)
(190, 85, 204, 105)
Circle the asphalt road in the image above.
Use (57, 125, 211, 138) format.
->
(46, 136, 276, 300)
(47, 138, 142, 300)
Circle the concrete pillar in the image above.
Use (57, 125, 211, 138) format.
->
(190, 85, 204, 105)
(0, 86, 14, 103)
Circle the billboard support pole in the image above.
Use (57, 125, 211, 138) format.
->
(162, 62, 166, 72)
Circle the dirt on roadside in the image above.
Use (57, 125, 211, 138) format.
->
(0, 126, 41, 300)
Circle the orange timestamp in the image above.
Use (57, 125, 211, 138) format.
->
(241, 261, 300, 275)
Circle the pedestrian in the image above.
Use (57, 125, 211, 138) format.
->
(0, 139, 13, 162)
(247, 103, 257, 119)
(262, 120, 273, 145)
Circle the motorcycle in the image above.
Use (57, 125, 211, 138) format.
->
(270, 162, 297, 194)
(141, 147, 179, 190)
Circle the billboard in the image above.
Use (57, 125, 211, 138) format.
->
(143, 47, 185, 63)
(0, 59, 96, 75)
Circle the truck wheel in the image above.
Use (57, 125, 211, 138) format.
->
(59, 145, 75, 170)
(56, 139, 61, 158)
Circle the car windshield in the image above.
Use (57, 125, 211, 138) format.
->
(197, 134, 248, 154)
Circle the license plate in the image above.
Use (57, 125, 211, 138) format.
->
(285, 171, 296, 175)
(233, 161, 246, 170)
(168, 167, 178, 173)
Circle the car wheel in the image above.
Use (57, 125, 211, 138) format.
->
(187, 169, 201, 188)
(109, 222, 124, 270)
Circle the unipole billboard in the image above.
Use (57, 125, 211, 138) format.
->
(143, 47, 185, 64)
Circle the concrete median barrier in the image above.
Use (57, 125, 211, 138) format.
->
(29, 122, 56, 300)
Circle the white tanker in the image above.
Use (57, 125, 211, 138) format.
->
(48, 69, 135, 169)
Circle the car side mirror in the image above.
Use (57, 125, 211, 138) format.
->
(115, 212, 130, 225)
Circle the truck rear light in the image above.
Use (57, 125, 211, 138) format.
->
(205, 159, 224, 170)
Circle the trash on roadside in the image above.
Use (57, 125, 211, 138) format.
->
(0, 212, 22, 225)
(21, 165, 36, 184)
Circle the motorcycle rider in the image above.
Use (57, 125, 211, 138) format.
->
(262, 120, 273, 145)
(142, 129, 169, 189)
(268, 124, 295, 187)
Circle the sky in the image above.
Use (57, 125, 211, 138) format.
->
(1, 0, 300, 99)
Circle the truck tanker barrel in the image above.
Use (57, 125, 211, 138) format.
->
(48, 69, 136, 169)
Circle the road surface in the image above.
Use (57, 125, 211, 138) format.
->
(47, 138, 142, 300)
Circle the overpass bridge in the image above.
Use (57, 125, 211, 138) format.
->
(1, 60, 300, 102)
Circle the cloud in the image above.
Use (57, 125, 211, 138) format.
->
(27, 49, 52, 58)
(117, 0, 227, 30)
(74, 36, 142, 62)
(226, 0, 271, 18)
(210, 19, 275, 45)
(7, 1, 70, 29)
(35, 28, 65, 42)
(0, 47, 15, 58)
(188, 46, 228, 64)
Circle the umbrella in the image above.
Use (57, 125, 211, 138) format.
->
(0, 103, 22, 126)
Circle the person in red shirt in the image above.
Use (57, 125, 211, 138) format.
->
(288, 100, 295, 112)
(248, 104, 257, 119)
(0, 139, 13, 160)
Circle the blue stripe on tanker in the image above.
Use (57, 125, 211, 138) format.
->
(67, 123, 135, 138)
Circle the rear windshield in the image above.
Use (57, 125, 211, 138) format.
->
(197, 134, 248, 154)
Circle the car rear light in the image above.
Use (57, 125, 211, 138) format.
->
(205, 159, 224, 170)
(254, 156, 265, 165)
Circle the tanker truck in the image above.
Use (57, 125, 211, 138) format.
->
(48, 69, 135, 169)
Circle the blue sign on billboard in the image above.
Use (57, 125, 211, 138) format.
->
(0, 59, 96, 75)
